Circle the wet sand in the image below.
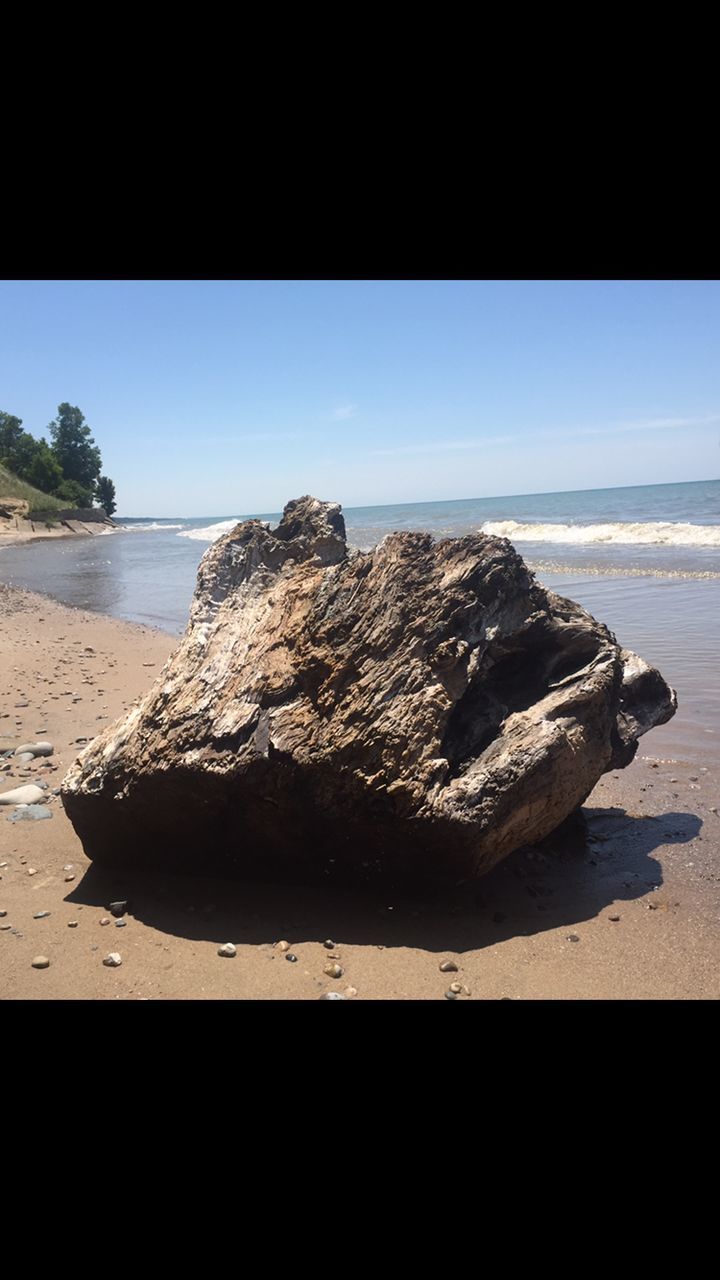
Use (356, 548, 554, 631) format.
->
(1, 583, 718, 1000)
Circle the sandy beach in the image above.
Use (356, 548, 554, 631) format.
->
(1, 581, 718, 1001)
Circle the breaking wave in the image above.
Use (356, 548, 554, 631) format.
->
(118, 522, 185, 532)
(176, 519, 242, 542)
(480, 519, 720, 548)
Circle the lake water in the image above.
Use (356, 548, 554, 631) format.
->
(2, 479, 718, 763)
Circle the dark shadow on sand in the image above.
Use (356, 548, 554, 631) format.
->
(63, 806, 702, 954)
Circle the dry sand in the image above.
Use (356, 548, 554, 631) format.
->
(1, 582, 718, 1000)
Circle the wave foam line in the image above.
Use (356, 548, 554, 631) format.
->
(177, 519, 242, 542)
(481, 519, 720, 547)
(118, 522, 185, 532)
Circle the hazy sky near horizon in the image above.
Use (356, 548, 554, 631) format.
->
(1, 279, 719, 516)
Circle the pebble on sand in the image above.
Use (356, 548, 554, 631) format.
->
(277, 939, 291, 952)
(323, 939, 336, 949)
(99, 917, 111, 925)
(439, 959, 458, 972)
(320, 992, 346, 1000)
(68, 921, 79, 928)
(323, 963, 343, 979)
(32, 956, 50, 969)
(14, 742, 53, 758)
(109, 900, 128, 918)
(218, 943, 236, 957)
(0, 783, 45, 805)
(103, 953, 122, 967)
(33, 911, 51, 919)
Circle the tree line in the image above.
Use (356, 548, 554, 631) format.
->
(0, 403, 116, 516)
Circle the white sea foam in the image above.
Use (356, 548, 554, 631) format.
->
(176, 519, 242, 542)
(118, 522, 185, 532)
(480, 519, 720, 548)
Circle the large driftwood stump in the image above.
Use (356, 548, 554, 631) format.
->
(61, 497, 676, 882)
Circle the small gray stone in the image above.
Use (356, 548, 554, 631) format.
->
(109, 900, 128, 918)
(319, 991, 346, 1000)
(445, 989, 458, 999)
(218, 942, 236, 957)
(323, 963, 343, 979)
(0, 909, 6, 917)
(33, 911, 51, 919)
(609, 914, 621, 922)
(439, 959, 458, 973)
(32, 955, 50, 969)
(286, 953, 298, 962)
(115, 919, 127, 927)
(0, 923, 12, 930)
(323, 939, 336, 949)
(9, 805, 52, 822)
(68, 921, 79, 928)
(64, 874, 75, 882)
(567, 934, 580, 942)
(103, 953, 122, 966)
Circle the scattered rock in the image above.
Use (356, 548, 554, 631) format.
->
(100, 917, 111, 925)
(449, 981, 463, 994)
(439, 959, 459, 972)
(0, 909, 6, 917)
(286, 953, 298, 962)
(0, 783, 45, 806)
(68, 921, 79, 928)
(27, 866, 37, 875)
(445, 989, 458, 999)
(344, 986, 358, 998)
(15, 742, 53, 758)
(33, 911, 51, 919)
(320, 991, 346, 1000)
(323, 939, 336, 949)
(9, 806, 52, 822)
(32, 955, 50, 968)
(567, 934, 580, 942)
(115, 920, 127, 927)
(103, 953, 122, 966)
(218, 942, 236, 957)
(109, 900, 128, 917)
(277, 939, 291, 952)
(64, 874, 75, 882)
(609, 914, 621, 922)
(323, 962, 343, 979)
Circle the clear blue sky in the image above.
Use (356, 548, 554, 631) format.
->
(1, 279, 719, 516)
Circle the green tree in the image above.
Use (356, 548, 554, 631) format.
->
(48, 403, 102, 490)
(26, 440, 63, 494)
(0, 411, 26, 468)
(96, 475, 117, 516)
(54, 478, 95, 508)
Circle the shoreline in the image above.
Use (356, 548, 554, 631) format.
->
(1, 581, 718, 1000)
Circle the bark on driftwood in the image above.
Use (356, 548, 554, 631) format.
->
(61, 496, 677, 883)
